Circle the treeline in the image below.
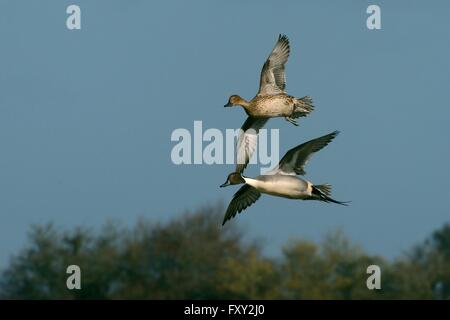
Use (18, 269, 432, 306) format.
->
(1, 205, 449, 299)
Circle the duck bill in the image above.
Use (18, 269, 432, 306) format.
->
(224, 102, 233, 108)
(220, 180, 231, 188)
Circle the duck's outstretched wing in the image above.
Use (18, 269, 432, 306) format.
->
(269, 131, 339, 176)
(235, 116, 269, 174)
(222, 184, 261, 225)
(257, 34, 290, 96)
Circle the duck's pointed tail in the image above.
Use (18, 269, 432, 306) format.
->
(311, 184, 350, 206)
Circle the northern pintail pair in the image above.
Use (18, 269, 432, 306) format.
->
(221, 35, 347, 225)
(220, 131, 348, 225)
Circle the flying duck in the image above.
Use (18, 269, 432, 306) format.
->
(220, 131, 348, 225)
(224, 34, 314, 174)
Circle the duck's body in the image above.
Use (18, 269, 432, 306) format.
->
(220, 131, 348, 225)
(243, 175, 312, 200)
(224, 35, 314, 174)
(240, 94, 313, 119)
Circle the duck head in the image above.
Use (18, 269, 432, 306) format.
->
(220, 172, 245, 188)
(224, 95, 248, 108)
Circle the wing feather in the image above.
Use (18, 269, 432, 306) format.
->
(258, 35, 290, 96)
(222, 185, 261, 225)
(235, 117, 269, 174)
(273, 131, 339, 175)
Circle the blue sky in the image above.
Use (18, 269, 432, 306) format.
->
(0, 0, 449, 267)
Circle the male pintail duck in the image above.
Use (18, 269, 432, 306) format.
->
(224, 34, 314, 173)
(220, 131, 348, 225)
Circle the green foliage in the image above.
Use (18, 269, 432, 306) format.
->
(0, 206, 276, 299)
(1, 207, 449, 300)
(280, 230, 386, 299)
(381, 223, 450, 300)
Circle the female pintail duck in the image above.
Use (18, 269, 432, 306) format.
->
(224, 35, 314, 173)
(220, 131, 348, 225)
